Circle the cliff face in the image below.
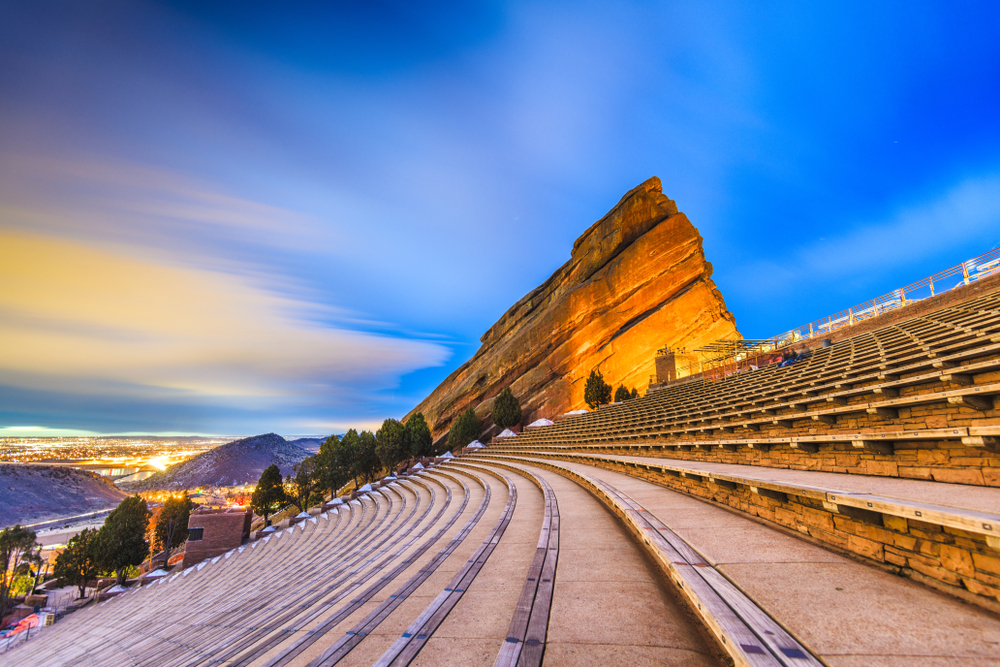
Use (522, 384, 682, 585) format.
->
(410, 177, 739, 444)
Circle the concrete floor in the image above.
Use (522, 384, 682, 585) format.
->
(549, 459, 1000, 666)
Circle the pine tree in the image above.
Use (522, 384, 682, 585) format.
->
(154, 494, 194, 559)
(584, 369, 613, 409)
(251, 464, 287, 526)
(630, 387, 639, 400)
(614, 385, 630, 402)
(96, 495, 151, 585)
(320, 432, 354, 493)
(406, 413, 433, 458)
(356, 430, 380, 482)
(447, 407, 480, 451)
(286, 456, 320, 513)
(0, 525, 37, 613)
(54, 527, 101, 599)
(492, 387, 522, 429)
(376, 419, 409, 472)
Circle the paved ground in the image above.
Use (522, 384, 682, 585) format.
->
(552, 453, 1000, 513)
(540, 458, 1000, 666)
(489, 461, 720, 667)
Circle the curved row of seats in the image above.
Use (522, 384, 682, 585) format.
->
(459, 454, 1000, 665)
(501, 287, 1000, 479)
(13, 450, 996, 665)
(4, 464, 587, 667)
(4, 472, 484, 666)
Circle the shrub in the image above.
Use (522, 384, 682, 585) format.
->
(492, 387, 522, 429)
(447, 407, 480, 451)
(584, 369, 612, 409)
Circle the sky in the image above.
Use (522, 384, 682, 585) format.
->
(1, 1, 999, 437)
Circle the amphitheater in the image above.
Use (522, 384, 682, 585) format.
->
(7, 272, 1000, 666)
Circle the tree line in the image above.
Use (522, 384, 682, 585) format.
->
(251, 412, 436, 524)
(250, 392, 525, 523)
(1, 492, 195, 608)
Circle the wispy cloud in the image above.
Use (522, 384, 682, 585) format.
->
(0, 231, 450, 405)
(731, 171, 1000, 302)
(0, 153, 337, 264)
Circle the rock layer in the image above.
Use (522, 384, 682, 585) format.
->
(409, 177, 739, 445)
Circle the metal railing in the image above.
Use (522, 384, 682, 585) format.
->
(770, 246, 1000, 346)
(651, 246, 1000, 386)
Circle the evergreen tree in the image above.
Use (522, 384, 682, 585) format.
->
(338, 430, 361, 488)
(251, 464, 287, 526)
(0, 524, 37, 613)
(406, 413, 433, 459)
(54, 527, 101, 599)
(154, 494, 194, 559)
(357, 430, 380, 483)
(614, 385, 630, 403)
(96, 495, 150, 585)
(318, 433, 352, 495)
(447, 406, 480, 451)
(631, 387, 639, 400)
(492, 387, 522, 429)
(376, 418, 409, 473)
(286, 456, 320, 513)
(583, 369, 613, 409)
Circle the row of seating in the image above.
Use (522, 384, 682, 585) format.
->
(5, 473, 469, 666)
(464, 455, 822, 666)
(501, 287, 1000, 468)
(7, 461, 585, 667)
(455, 454, 1000, 665)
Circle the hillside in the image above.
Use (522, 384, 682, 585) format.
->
(128, 433, 309, 491)
(0, 464, 128, 528)
(287, 436, 328, 453)
(408, 176, 739, 444)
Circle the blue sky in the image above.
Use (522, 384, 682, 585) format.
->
(1, 1, 998, 436)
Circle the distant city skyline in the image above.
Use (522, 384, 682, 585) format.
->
(2, 2, 999, 436)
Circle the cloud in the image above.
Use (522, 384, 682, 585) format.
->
(0, 231, 450, 404)
(0, 153, 338, 264)
(730, 171, 1000, 300)
(0, 426, 100, 438)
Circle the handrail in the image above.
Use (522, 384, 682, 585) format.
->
(655, 246, 1000, 385)
(774, 245, 1000, 346)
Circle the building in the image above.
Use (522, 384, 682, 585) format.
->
(182, 507, 251, 567)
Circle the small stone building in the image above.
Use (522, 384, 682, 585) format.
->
(182, 507, 252, 567)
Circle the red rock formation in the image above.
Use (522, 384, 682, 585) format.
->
(409, 177, 739, 444)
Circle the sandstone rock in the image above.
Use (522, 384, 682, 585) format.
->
(409, 177, 740, 445)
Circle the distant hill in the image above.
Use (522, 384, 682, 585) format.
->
(127, 433, 310, 491)
(0, 464, 128, 528)
(287, 436, 329, 454)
